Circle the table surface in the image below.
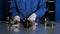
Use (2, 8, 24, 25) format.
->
(0, 21, 60, 34)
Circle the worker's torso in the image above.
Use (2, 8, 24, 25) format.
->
(15, 0, 40, 19)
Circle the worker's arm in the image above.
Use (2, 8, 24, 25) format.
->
(10, 0, 20, 22)
(10, 0, 18, 16)
(35, 0, 46, 18)
(28, 0, 46, 21)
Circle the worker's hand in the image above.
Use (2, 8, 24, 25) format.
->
(28, 13, 36, 21)
(14, 16, 20, 22)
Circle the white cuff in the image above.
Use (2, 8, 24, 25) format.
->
(28, 13, 36, 21)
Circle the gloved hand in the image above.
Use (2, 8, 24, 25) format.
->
(28, 13, 36, 21)
(10, 16, 20, 25)
(14, 16, 20, 22)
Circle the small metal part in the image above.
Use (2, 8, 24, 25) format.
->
(22, 18, 35, 28)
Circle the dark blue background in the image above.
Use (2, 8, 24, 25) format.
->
(0, 0, 8, 21)
(55, 0, 60, 22)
